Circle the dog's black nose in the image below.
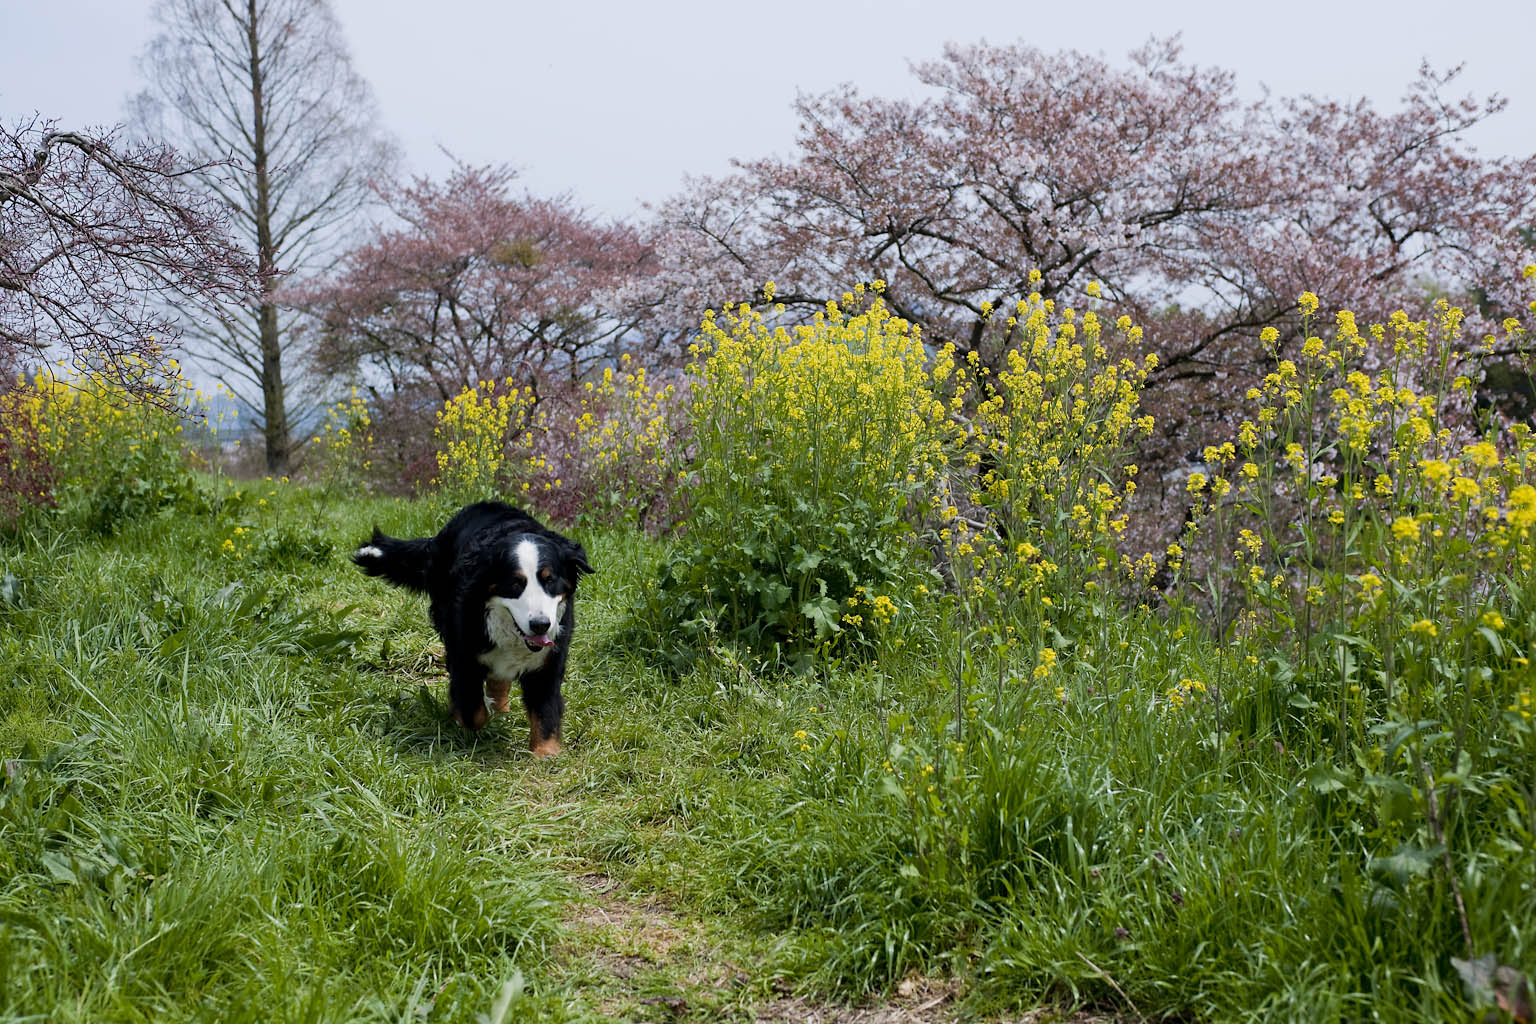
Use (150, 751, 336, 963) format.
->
(528, 615, 551, 635)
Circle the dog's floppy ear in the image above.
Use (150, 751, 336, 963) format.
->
(562, 538, 595, 580)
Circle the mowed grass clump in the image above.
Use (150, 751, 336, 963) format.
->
(0, 488, 563, 1022)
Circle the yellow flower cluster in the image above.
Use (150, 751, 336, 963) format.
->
(220, 525, 253, 560)
(695, 289, 944, 536)
(952, 293, 1154, 604)
(575, 353, 678, 522)
(1164, 677, 1209, 713)
(312, 389, 374, 489)
(690, 289, 949, 512)
(1033, 646, 1057, 680)
(1201, 280, 1536, 689)
(432, 378, 540, 503)
(1510, 689, 1533, 722)
(843, 587, 902, 628)
(676, 284, 953, 648)
(2, 356, 213, 501)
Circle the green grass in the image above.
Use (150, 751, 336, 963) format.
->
(2, 481, 1532, 1022)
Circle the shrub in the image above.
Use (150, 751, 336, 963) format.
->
(429, 377, 546, 508)
(426, 368, 684, 527)
(572, 354, 685, 530)
(2, 362, 206, 533)
(659, 283, 951, 659)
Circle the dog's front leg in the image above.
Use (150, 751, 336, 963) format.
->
(446, 657, 490, 731)
(520, 678, 565, 757)
(484, 677, 513, 714)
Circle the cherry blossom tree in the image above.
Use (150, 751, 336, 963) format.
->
(654, 39, 1536, 416)
(0, 118, 252, 396)
(293, 163, 657, 456)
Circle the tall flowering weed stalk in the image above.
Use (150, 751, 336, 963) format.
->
(573, 353, 684, 529)
(661, 282, 952, 657)
(1, 358, 211, 532)
(431, 378, 550, 507)
(1167, 270, 1536, 961)
(309, 389, 375, 494)
(951, 278, 1157, 643)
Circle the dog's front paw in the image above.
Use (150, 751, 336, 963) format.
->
(485, 678, 513, 714)
(452, 704, 489, 731)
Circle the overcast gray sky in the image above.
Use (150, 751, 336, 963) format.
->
(4, 0, 1534, 221)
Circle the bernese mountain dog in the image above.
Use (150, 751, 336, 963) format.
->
(353, 501, 594, 756)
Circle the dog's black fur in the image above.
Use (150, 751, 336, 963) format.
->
(353, 501, 593, 753)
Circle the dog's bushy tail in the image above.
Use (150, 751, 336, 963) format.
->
(352, 527, 435, 592)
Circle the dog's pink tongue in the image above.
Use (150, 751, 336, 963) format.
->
(531, 634, 555, 648)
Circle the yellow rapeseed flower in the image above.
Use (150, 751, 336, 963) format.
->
(1450, 477, 1481, 503)
(1464, 441, 1499, 471)
(1033, 646, 1057, 680)
(1419, 459, 1452, 487)
(1509, 485, 1536, 529)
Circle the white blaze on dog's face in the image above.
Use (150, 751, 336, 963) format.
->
(486, 537, 565, 652)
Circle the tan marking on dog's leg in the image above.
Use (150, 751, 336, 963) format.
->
(485, 677, 512, 714)
(454, 703, 488, 731)
(528, 711, 564, 758)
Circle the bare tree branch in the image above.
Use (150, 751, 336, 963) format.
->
(1, 117, 255, 401)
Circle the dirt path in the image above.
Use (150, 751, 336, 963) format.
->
(489, 722, 1122, 1021)
(554, 869, 1123, 1023)
(561, 869, 958, 1023)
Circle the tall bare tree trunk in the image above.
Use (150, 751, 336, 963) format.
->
(243, 0, 288, 472)
(133, 0, 395, 473)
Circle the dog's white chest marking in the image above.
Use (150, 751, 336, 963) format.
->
(481, 603, 552, 680)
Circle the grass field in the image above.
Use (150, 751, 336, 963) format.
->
(2, 475, 1530, 1023)
(6, 285, 1536, 1021)
(0, 486, 790, 1023)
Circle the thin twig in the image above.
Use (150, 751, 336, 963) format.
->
(1076, 951, 1144, 1022)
